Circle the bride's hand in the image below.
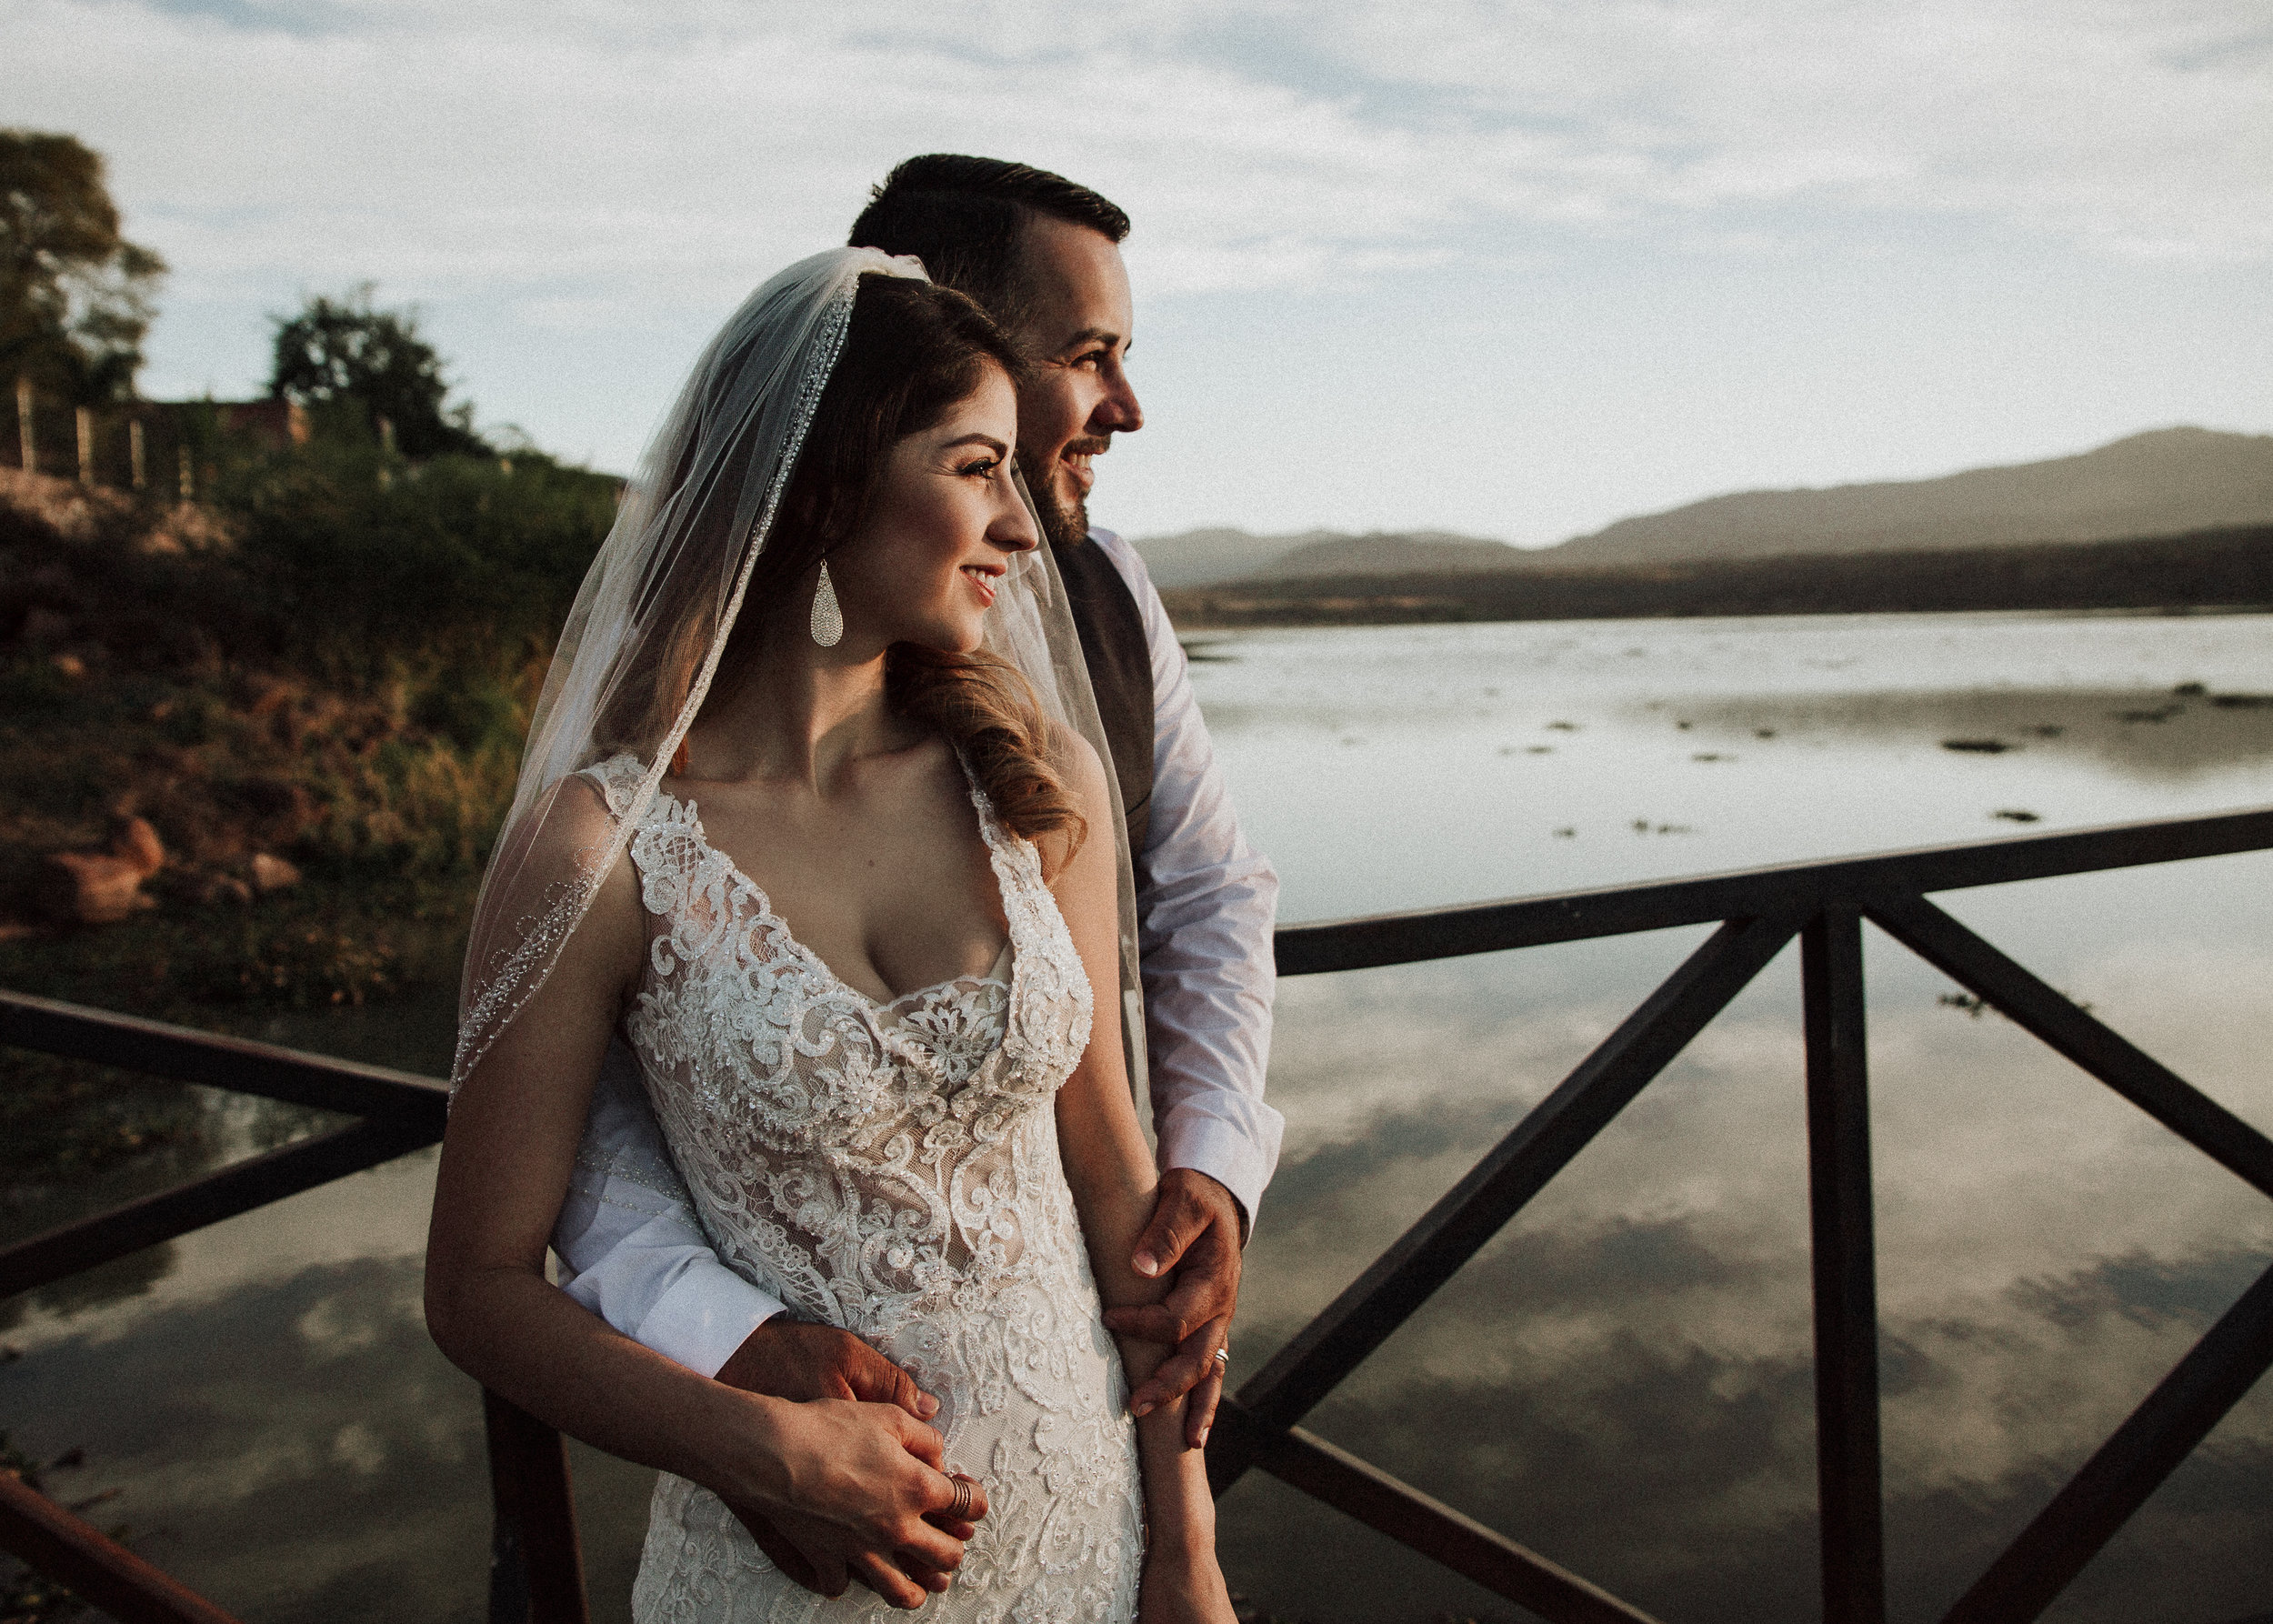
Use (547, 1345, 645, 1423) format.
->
(1136, 1539, 1237, 1624)
(720, 1396, 986, 1610)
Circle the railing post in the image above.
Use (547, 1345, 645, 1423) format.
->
(483, 1389, 591, 1624)
(1803, 906, 1887, 1624)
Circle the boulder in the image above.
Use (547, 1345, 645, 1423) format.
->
(249, 852, 302, 893)
(37, 817, 166, 927)
(115, 817, 165, 876)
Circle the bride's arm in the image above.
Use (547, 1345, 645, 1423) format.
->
(1048, 737, 1236, 1622)
(425, 788, 967, 1605)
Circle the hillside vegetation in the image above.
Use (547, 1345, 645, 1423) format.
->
(0, 448, 615, 1022)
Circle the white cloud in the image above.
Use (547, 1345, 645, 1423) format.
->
(7, 0, 2266, 523)
(13, 0, 2268, 309)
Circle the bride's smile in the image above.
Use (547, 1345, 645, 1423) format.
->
(824, 366, 1036, 658)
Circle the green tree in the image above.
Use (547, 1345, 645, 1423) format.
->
(267, 284, 488, 458)
(0, 129, 167, 403)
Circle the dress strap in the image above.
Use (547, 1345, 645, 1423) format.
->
(952, 749, 1012, 853)
(580, 753, 652, 820)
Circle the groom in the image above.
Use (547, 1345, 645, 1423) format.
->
(552, 155, 1282, 1593)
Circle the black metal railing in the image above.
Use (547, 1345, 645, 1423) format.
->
(3, 804, 2270, 1622)
(0, 991, 591, 1623)
(1208, 804, 2273, 1624)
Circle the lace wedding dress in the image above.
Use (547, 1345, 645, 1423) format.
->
(585, 756, 1146, 1624)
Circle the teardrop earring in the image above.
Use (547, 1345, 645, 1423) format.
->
(809, 558, 844, 647)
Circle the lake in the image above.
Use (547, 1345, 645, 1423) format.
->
(5, 609, 2270, 1622)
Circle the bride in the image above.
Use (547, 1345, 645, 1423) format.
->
(425, 246, 1237, 1622)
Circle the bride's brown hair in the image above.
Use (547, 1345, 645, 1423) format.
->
(701, 274, 1086, 854)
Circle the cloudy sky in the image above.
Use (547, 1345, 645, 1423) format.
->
(9, 0, 2270, 544)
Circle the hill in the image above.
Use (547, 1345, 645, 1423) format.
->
(1541, 426, 2273, 566)
(1135, 428, 2273, 586)
(1132, 526, 1521, 587)
(1158, 525, 2273, 628)
(1130, 527, 1333, 587)
(1259, 533, 1525, 577)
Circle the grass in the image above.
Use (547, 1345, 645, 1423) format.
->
(1, 439, 615, 1185)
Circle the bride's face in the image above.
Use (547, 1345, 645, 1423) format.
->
(827, 365, 1037, 656)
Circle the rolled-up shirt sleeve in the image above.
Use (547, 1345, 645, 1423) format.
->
(1089, 528, 1285, 1227)
(551, 1038, 784, 1378)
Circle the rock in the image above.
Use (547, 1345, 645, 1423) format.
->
(249, 852, 302, 893)
(42, 852, 155, 924)
(115, 817, 165, 877)
(35, 817, 167, 927)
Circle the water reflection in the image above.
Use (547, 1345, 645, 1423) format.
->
(5, 613, 2269, 1621)
(6, 1252, 490, 1621)
(1218, 856, 2273, 1622)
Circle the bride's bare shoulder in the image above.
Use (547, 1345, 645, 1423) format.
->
(1044, 723, 1108, 799)
(474, 766, 648, 967)
(1036, 723, 1112, 882)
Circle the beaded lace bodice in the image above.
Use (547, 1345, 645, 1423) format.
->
(588, 754, 1144, 1624)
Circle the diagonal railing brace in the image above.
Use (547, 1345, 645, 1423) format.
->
(1940, 1257, 2273, 1624)
(1212, 1399, 1667, 1624)
(1223, 913, 1799, 1474)
(1867, 894, 2273, 1199)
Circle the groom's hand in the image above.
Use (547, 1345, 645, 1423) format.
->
(715, 1318, 941, 1418)
(1104, 1167, 1242, 1449)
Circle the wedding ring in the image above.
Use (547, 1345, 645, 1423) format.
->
(1213, 1347, 1229, 1366)
(946, 1474, 976, 1521)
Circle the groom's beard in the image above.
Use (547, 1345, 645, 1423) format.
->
(1024, 436, 1109, 549)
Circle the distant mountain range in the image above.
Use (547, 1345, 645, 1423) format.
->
(1128, 527, 1527, 586)
(1130, 427, 2273, 586)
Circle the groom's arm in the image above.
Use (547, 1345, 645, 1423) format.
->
(1087, 528, 1284, 1442)
(1088, 527, 1285, 1217)
(555, 1042, 940, 1417)
(551, 1038, 786, 1375)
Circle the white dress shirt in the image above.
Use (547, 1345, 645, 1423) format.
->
(551, 526, 1283, 1377)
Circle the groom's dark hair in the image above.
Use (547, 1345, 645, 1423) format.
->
(848, 155, 1129, 341)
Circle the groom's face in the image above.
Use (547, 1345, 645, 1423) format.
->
(1011, 216, 1143, 548)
